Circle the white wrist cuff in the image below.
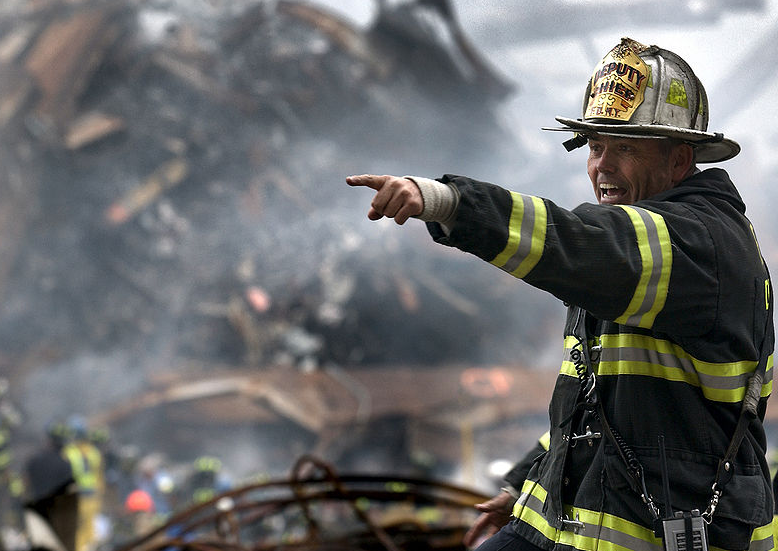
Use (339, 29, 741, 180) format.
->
(500, 485, 520, 500)
(404, 176, 458, 225)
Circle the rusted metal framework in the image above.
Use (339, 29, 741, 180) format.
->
(117, 455, 490, 551)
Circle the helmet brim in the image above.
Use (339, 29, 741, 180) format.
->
(544, 116, 740, 163)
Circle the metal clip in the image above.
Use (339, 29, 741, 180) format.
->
(560, 514, 585, 532)
(590, 344, 602, 363)
(571, 426, 602, 447)
(583, 372, 597, 402)
(702, 484, 722, 524)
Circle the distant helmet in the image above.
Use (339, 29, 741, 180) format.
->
(125, 489, 155, 513)
(46, 420, 70, 446)
(544, 37, 739, 163)
(194, 456, 222, 473)
(67, 414, 88, 439)
(88, 426, 110, 445)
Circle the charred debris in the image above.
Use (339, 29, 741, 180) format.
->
(115, 455, 493, 551)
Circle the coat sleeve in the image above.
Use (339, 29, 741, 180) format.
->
(502, 431, 550, 490)
(426, 174, 721, 336)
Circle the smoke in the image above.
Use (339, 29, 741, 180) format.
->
(0, 0, 567, 487)
(20, 351, 148, 431)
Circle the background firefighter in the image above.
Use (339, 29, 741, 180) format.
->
(23, 422, 78, 551)
(62, 417, 104, 551)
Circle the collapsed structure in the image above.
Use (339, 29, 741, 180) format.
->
(0, 3, 561, 547)
(0, 0, 563, 501)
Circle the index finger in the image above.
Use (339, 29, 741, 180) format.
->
(345, 174, 387, 190)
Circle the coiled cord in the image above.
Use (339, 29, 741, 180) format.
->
(570, 337, 641, 475)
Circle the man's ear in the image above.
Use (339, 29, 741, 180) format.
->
(671, 143, 695, 183)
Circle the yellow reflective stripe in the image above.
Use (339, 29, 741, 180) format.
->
(521, 477, 547, 500)
(560, 335, 772, 403)
(63, 443, 101, 491)
(615, 206, 672, 329)
(764, 355, 774, 399)
(561, 506, 662, 551)
(491, 193, 546, 278)
(518, 498, 559, 542)
(747, 224, 771, 311)
(513, 480, 663, 551)
(193, 487, 215, 503)
(512, 480, 552, 536)
(539, 430, 551, 451)
(514, 478, 775, 551)
(750, 224, 765, 266)
(745, 519, 775, 551)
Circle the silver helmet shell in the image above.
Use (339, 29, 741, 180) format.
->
(545, 37, 739, 163)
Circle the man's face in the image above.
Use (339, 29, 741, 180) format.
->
(587, 135, 677, 205)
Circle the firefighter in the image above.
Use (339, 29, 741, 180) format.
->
(23, 422, 78, 551)
(62, 416, 104, 551)
(0, 378, 22, 536)
(347, 38, 773, 551)
(87, 426, 120, 523)
(188, 455, 230, 505)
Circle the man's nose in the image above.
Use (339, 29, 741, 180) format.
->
(595, 147, 616, 173)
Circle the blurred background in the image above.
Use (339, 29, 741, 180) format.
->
(0, 0, 776, 548)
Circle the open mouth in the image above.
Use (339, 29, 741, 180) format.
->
(600, 183, 627, 202)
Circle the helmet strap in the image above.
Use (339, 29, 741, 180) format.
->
(563, 133, 588, 152)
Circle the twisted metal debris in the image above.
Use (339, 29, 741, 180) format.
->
(118, 455, 490, 551)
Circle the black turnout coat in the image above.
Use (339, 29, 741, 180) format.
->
(427, 168, 774, 551)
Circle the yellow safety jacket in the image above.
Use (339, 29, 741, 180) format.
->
(63, 441, 103, 495)
(427, 169, 774, 551)
(0, 427, 11, 471)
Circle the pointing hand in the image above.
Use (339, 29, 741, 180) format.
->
(346, 174, 423, 225)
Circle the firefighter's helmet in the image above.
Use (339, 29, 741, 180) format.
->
(46, 420, 70, 447)
(544, 37, 739, 163)
(66, 414, 88, 439)
(125, 489, 155, 513)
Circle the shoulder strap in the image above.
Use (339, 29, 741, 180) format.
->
(703, 335, 770, 522)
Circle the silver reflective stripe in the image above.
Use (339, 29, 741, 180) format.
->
(624, 206, 667, 327)
(516, 486, 664, 551)
(517, 489, 544, 513)
(599, 346, 751, 391)
(593, 524, 661, 551)
(502, 194, 536, 273)
(491, 193, 546, 278)
(750, 534, 775, 551)
(599, 345, 695, 373)
(562, 335, 772, 403)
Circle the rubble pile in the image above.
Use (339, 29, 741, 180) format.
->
(0, 3, 567, 546)
(0, 0, 564, 443)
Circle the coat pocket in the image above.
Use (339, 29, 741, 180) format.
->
(603, 445, 771, 550)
